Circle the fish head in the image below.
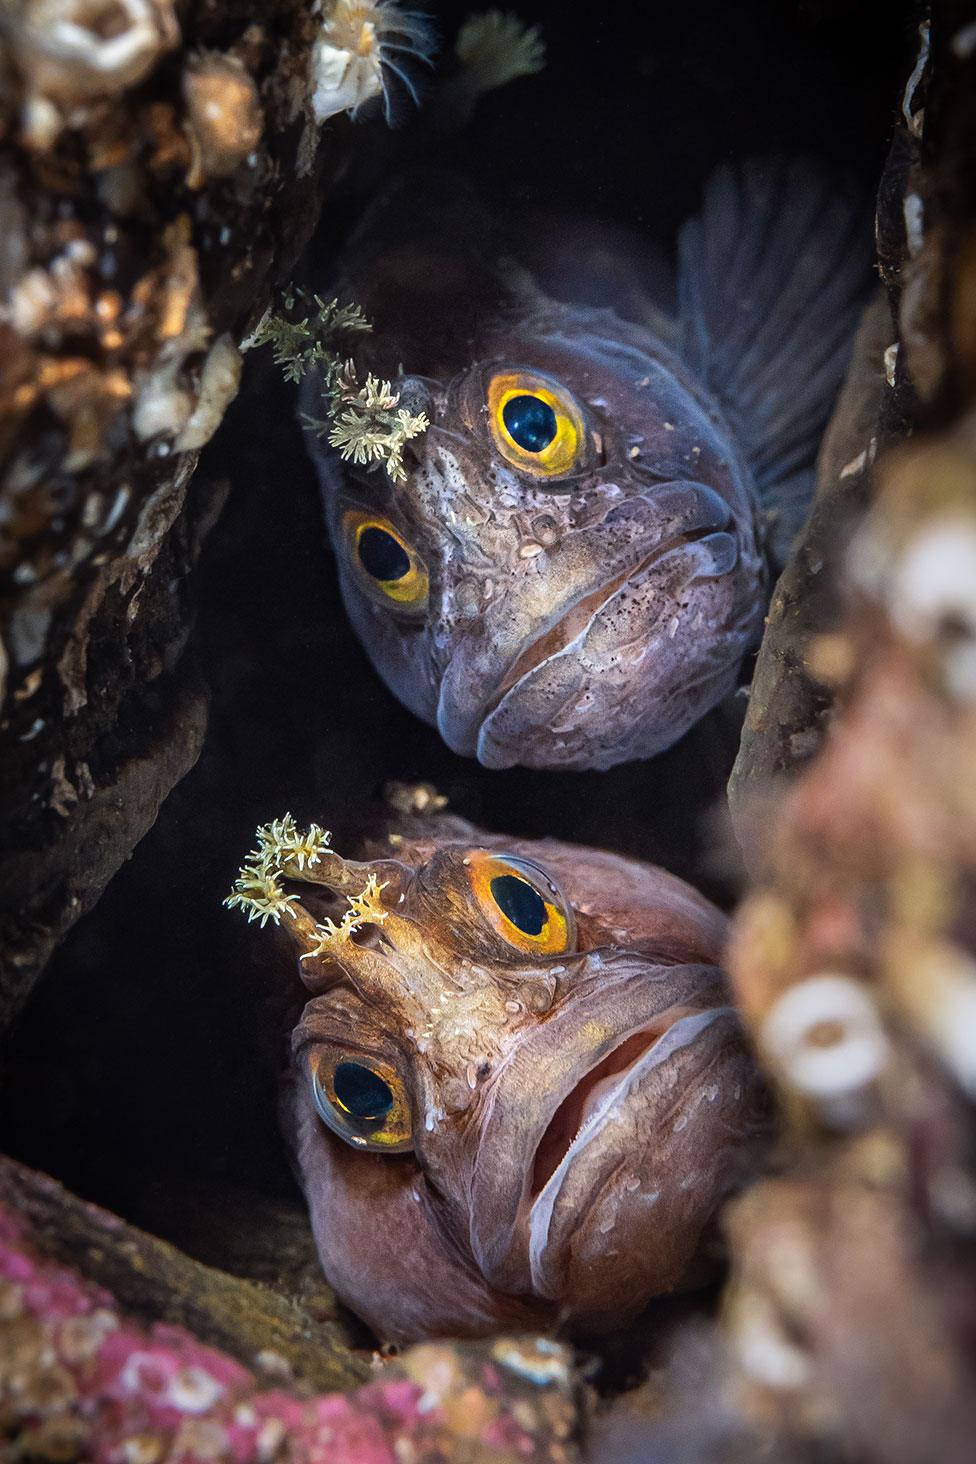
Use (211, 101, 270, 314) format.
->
(307, 309, 766, 770)
(287, 828, 766, 1332)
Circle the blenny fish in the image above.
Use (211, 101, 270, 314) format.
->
(301, 160, 868, 770)
(226, 806, 766, 1342)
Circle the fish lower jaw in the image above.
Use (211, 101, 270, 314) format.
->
(485, 527, 727, 723)
(525, 1007, 734, 1298)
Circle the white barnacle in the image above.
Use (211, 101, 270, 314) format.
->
(761, 973, 889, 1104)
(888, 517, 976, 699)
(14, 0, 179, 111)
(164, 1365, 224, 1414)
(309, 0, 436, 126)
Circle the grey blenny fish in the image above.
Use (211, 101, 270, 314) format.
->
(227, 807, 767, 1342)
(302, 161, 868, 770)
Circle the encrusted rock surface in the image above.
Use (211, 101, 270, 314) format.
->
(729, 2, 976, 836)
(0, 1155, 369, 1394)
(598, 11, 976, 1460)
(0, 0, 351, 1030)
(0, 1156, 583, 1463)
(702, 10, 976, 1461)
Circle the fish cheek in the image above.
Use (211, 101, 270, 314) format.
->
(318, 482, 443, 728)
(337, 562, 442, 726)
(289, 1075, 531, 1342)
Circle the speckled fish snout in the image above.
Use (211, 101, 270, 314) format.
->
(319, 354, 767, 772)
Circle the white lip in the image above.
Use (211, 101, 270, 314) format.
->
(526, 1007, 734, 1297)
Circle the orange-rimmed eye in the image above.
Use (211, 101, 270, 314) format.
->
(342, 510, 429, 614)
(309, 1049, 413, 1153)
(487, 372, 585, 478)
(464, 850, 576, 956)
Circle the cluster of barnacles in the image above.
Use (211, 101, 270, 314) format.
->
(223, 814, 388, 954)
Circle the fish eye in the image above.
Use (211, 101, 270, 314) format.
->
(502, 394, 557, 453)
(358, 527, 410, 582)
(309, 1050, 413, 1153)
(342, 510, 429, 615)
(335, 1061, 394, 1119)
(487, 372, 586, 478)
(464, 849, 576, 956)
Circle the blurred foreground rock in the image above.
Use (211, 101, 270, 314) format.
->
(0, 1155, 582, 1463)
(658, 8, 976, 1463)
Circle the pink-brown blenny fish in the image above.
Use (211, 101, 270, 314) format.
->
(302, 160, 868, 770)
(226, 808, 767, 1342)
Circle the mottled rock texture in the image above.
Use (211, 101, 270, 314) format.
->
(0, 1157, 582, 1463)
(0, 1, 348, 1029)
(596, 9, 976, 1460)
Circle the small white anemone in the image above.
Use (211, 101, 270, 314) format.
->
(310, 0, 436, 125)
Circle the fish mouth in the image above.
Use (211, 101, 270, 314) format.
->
(524, 1006, 740, 1299)
(528, 1006, 717, 1201)
(481, 524, 735, 726)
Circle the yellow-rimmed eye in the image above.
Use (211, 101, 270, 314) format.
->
(343, 510, 429, 614)
(464, 850, 576, 956)
(487, 372, 585, 478)
(309, 1049, 413, 1153)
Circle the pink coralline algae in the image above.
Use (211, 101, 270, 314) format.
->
(0, 1204, 579, 1463)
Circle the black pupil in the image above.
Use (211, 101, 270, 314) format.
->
(502, 394, 558, 453)
(334, 1061, 394, 1121)
(358, 527, 410, 582)
(490, 874, 548, 936)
